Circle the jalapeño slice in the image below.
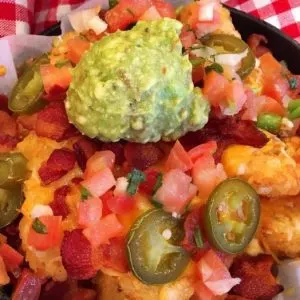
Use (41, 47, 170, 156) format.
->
(127, 208, 189, 284)
(0, 185, 24, 228)
(9, 54, 49, 114)
(201, 34, 256, 79)
(205, 178, 260, 254)
(0, 152, 28, 188)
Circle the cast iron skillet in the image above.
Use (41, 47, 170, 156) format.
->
(41, 5, 300, 74)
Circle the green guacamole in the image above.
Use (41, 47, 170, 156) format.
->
(66, 19, 209, 143)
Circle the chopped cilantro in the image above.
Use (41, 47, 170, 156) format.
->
(194, 227, 204, 248)
(289, 77, 298, 90)
(127, 169, 145, 196)
(109, 0, 119, 8)
(152, 172, 163, 196)
(80, 187, 90, 201)
(205, 63, 224, 74)
(32, 218, 48, 234)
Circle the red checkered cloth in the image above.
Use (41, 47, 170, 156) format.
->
(0, 0, 299, 42)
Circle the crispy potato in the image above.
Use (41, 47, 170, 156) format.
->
(259, 195, 300, 258)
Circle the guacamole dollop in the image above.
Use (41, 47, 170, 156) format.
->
(66, 19, 209, 143)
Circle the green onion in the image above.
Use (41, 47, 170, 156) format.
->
(109, 0, 118, 8)
(127, 169, 145, 196)
(194, 227, 204, 248)
(205, 63, 224, 74)
(256, 113, 282, 134)
(288, 77, 298, 90)
(152, 173, 163, 196)
(32, 218, 48, 234)
(80, 187, 90, 201)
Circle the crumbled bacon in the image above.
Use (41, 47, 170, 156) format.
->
(229, 254, 283, 299)
(180, 109, 268, 163)
(50, 185, 70, 219)
(38, 148, 76, 185)
(92, 237, 129, 273)
(182, 208, 211, 261)
(35, 102, 78, 141)
(73, 137, 100, 170)
(124, 142, 164, 170)
(12, 268, 43, 300)
(101, 142, 125, 165)
(247, 34, 270, 58)
(61, 229, 97, 280)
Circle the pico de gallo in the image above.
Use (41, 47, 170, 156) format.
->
(0, 0, 299, 299)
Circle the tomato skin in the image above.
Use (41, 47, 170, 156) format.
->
(82, 167, 116, 198)
(78, 197, 103, 228)
(84, 150, 115, 179)
(152, 0, 176, 18)
(66, 37, 90, 64)
(260, 52, 289, 103)
(27, 216, 63, 251)
(139, 169, 161, 195)
(83, 214, 124, 247)
(165, 140, 193, 172)
(40, 65, 72, 94)
(0, 243, 23, 272)
(188, 141, 217, 163)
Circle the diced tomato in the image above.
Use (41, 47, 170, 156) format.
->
(101, 191, 113, 216)
(0, 243, 23, 272)
(188, 141, 217, 163)
(259, 96, 285, 116)
(260, 52, 289, 103)
(105, 0, 152, 32)
(84, 151, 115, 179)
(0, 256, 9, 285)
(165, 140, 193, 172)
(27, 216, 63, 251)
(140, 6, 161, 21)
(78, 197, 103, 228)
(92, 236, 129, 273)
(66, 37, 91, 64)
(179, 3, 201, 29)
(139, 169, 161, 195)
(192, 63, 205, 85)
(81, 167, 116, 198)
(12, 268, 42, 300)
(196, 250, 241, 296)
(194, 10, 220, 38)
(152, 0, 176, 18)
(194, 279, 218, 300)
(83, 214, 124, 247)
(203, 71, 229, 107)
(155, 169, 193, 213)
(107, 194, 135, 215)
(40, 64, 72, 94)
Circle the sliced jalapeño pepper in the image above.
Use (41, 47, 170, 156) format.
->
(0, 152, 28, 188)
(205, 178, 260, 254)
(0, 185, 24, 228)
(9, 54, 49, 114)
(127, 208, 189, 284)
(201, 34, 256, 79)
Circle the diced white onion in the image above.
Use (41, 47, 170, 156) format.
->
(214, 49, 248, 67)
(198, 0, 216, 22)
(31, 204, 53, 218)
(190, 46, 217, 59)
(88, 16, 108, 35)
(114, 177, 128, 196)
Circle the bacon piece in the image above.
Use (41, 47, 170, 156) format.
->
(73, 137, 100, 170)
(229, 254, 283, 299)
(0, 135, 19, 153)
(101, 142, 125, 165)
(180, 109, 268, 163)
(61, 229, 97, 280)
(92, 236, 129, 273)
(50, 185, 70, 219)
(38, 148, 76, 185)
(35, 102, 77, 141)
(182, 208, 211, 261)
(124, 142, 164, 170)
(0, 111, 17, 137)
(12, 268, 43, 300)
(247, 34, 270, 58)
